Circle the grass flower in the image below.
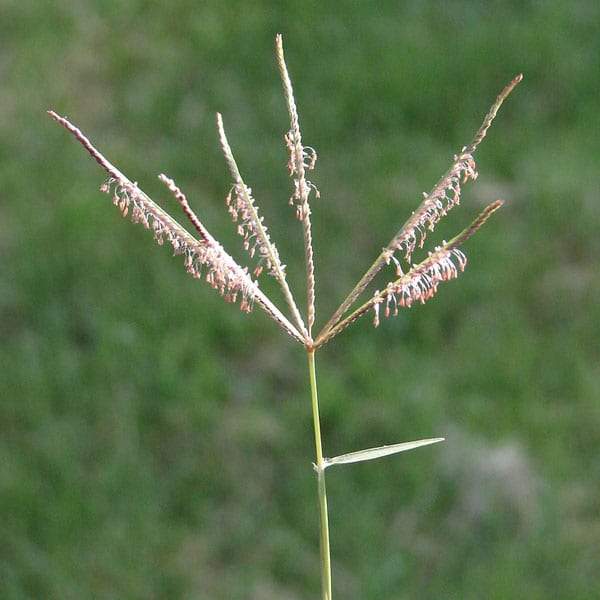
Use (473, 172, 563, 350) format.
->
(50, 37, 521, 599)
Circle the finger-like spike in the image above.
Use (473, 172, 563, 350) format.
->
(217, 112, 309, 341)
(276, 34, 317, 334)
(316, 201, 504, 347)
(316, 75, 521, 343)
(49, 110, 305, 344)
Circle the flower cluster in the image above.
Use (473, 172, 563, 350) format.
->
(284, 132, 320, 220)
(49, 40, 520, 350)
(373, 199, 504, 327)
(99, 175, 256, 310)
(374, 246, 467, 326)
(225, 182, 283, 277)
(389, 152, 478, 265)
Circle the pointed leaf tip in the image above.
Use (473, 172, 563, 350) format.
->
(324, 437, 445, 468)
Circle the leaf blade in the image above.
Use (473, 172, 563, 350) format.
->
(323, 437, 445, 468)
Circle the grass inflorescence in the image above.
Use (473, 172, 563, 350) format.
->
(49, 36, 521, 600)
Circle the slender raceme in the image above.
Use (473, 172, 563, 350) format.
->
(316, 74, 522, 345)
(217, 112, 310, 342)
(276, 34, 318, 337)
(47, 110, 305, 344)
(315, 201, 504, 348)
(49, 37, 519, 600)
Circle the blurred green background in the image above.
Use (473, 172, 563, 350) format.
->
(2, 1, 600, 598)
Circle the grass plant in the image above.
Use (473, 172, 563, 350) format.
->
(49, 35, 521, 599)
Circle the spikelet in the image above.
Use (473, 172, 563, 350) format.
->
(217, 114, 285, 280)
(284, 132, 320, 220)
(47, 110, 305, 344)
(375, 200, 503, 325)
(376, 245, 467, 323)
(224, 183, 271, 276)
(387, 153, 477, 265)
(156, 174, 254, 309)
(99, 172, 257, 309)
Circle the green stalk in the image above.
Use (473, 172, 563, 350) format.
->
(307, 349, 332, 600)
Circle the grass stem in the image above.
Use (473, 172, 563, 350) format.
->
(307, 349, 332, 600)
